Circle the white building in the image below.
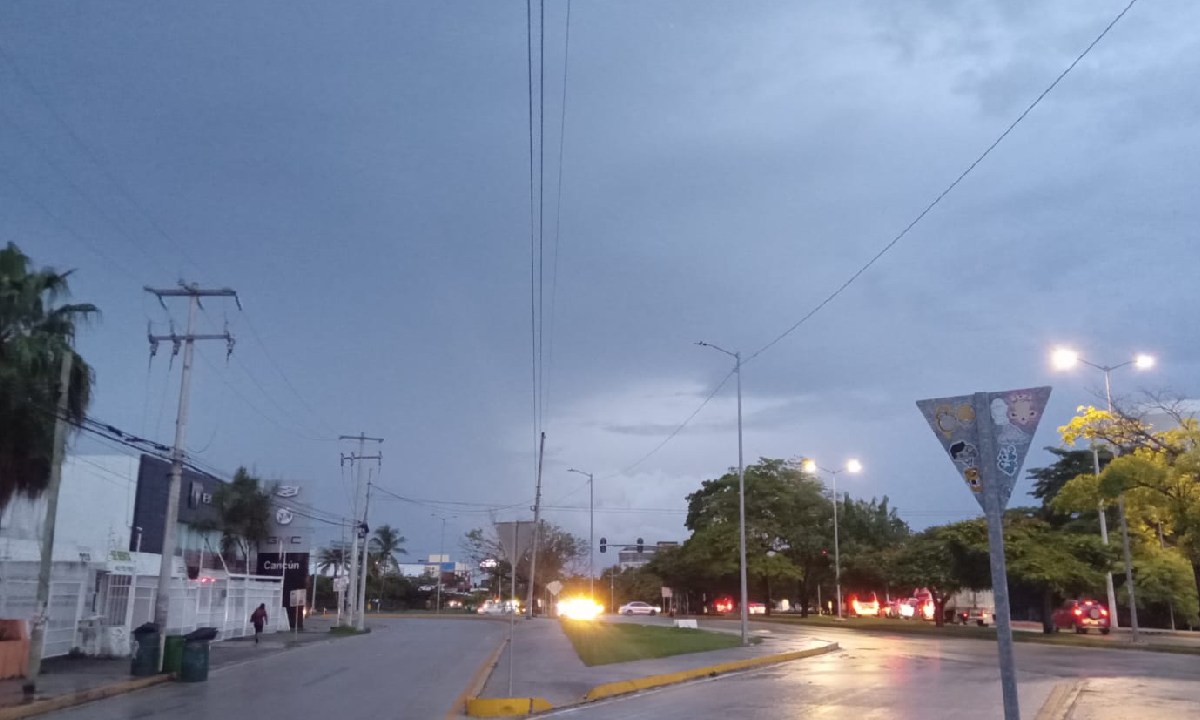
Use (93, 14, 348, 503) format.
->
(0, 455, 287, 661)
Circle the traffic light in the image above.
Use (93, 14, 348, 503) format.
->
(599, 537, 607, 554)
(636, 538, 644, 554)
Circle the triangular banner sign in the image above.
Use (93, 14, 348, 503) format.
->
(916, 386, 1052, 510)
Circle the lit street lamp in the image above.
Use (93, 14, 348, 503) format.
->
(697, 341, 749, 646)
(567, 468, 595, 599)
(802, 458, 862, 619)
(1051, 347, 1155, 642)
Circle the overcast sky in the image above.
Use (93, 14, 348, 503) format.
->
(2, 0, 1196, 565)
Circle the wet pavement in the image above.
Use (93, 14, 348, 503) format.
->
(482, 615, 831, 706)
(41, 617, 507, 719)
(539, 617, 1200, 719)
(0, 616, 340, 711)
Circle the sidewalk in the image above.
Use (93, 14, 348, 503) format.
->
(0, 616, 339, 716)
(478, 617, 833, 708)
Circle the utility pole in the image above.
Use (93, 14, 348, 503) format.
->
(356, 475, 375, 624)
(525, 432, 546, 619)
(339, 434, 382, 630)
(145, 283, 238, 670)
(23, 352, 73, 695)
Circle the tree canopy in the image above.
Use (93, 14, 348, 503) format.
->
(0, 243, 96, 511)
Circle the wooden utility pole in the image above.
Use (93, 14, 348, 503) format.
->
(23, 351, 73, 695)
(145, 283, 238, 670)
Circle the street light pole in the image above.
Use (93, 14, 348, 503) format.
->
(697, 342, 748, 646)
(803, 459, 861, 619)
(1051, 349, 1153, 642)
(568, 469, 595, 599)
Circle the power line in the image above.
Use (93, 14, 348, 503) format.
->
(542, 0, 572, 427)
(237, 310, 339, 437)
(599, 368, 736, 480)
(0, 41, 206, 277)
(601, 0, 1143, 476)
(745, 0, 1141, 364)
(0, 101, 174, 279)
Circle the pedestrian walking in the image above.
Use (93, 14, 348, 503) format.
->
(251, 603, 268, 644)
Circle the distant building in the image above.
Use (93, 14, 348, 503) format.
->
(397, 555, 471, 590)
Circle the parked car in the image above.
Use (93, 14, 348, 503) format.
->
(1052, 599, 1111, 634)
(748, 602, 767, 615)
(618, 601, 660, 616)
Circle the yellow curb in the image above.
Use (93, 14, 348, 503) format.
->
(0, 674, 171, 720)
(583, 642, 839, 703)
(465, 697, 553, 717)
(448, 636, 510, 719)
(1036, 680, 1085, 720)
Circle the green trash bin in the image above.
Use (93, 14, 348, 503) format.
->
(179, 627, 218, 683)
(162, 635, 185, 675)
(130, 623, 160, 677)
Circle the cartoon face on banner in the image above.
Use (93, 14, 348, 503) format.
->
(917, 386, 1051, 510)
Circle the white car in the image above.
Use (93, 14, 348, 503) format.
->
(618, 601, 660, 616)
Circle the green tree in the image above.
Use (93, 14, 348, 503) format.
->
(837, 495, 911, 593)
(889, 521, 989, 627)
(1002, 510, 1112, 633)
(369, 524, 407, 575)
(1055, 404, 1200, 621)
(318, 543, 351, 576)
(212, 468, 274, 568)
(664, 458, 834, 616)
(0, 243, 96, 511)
(461, 522, 586, 603)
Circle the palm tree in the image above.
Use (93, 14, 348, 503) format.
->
(318, 544, 351, 577)
(368, 524, 407, 576)
(0, 243, 96, 511)
(213, 468, 274, 569)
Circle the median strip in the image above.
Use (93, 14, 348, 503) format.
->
(582, 642, 839, 703)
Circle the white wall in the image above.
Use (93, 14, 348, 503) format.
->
(0, 455, 138, 563)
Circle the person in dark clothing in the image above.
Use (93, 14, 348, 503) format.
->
(251, 603, 268, 644)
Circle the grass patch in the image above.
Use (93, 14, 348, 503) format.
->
(560, 620, 745, 666)
(753, 616, 1200, 655)
(329, 625, 371, 636)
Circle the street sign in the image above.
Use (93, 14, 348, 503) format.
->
(546, 581, 563, 597)
(660, 587, 673, 599)
(917, 386, 1051, 509)
(916, 385, 1052, 720)
(334, 576, 350, 592)
(290, 589, 307, 607)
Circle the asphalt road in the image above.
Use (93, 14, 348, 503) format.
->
(46, 618, 507, 720)
(546, 618, 1199, 719)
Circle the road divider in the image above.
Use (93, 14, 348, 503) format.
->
(1036, 680, 1085, 720)
(583, 642, 839, 703)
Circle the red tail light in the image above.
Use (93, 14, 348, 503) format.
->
(1100, 608, 1109, 616)
(1073, 608, 1082, 616)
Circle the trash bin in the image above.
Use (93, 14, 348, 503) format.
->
(179, 627, 218, 683)
(130, 623, 160, 677)
(162, 635, 185, 675)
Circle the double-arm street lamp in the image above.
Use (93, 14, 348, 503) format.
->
(1051, 347, 1155, 642)
(801, 458, 862, 618)
(567, 468, 595, 599)
(697, 341, 749, 646)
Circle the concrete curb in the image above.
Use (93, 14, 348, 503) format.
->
(461, 641, 840, 718)
(0, 674, 171, 720)
(582, 642, 840, 703)
(1035, 680, 1085, 720)
(453, 636, 511, 718)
